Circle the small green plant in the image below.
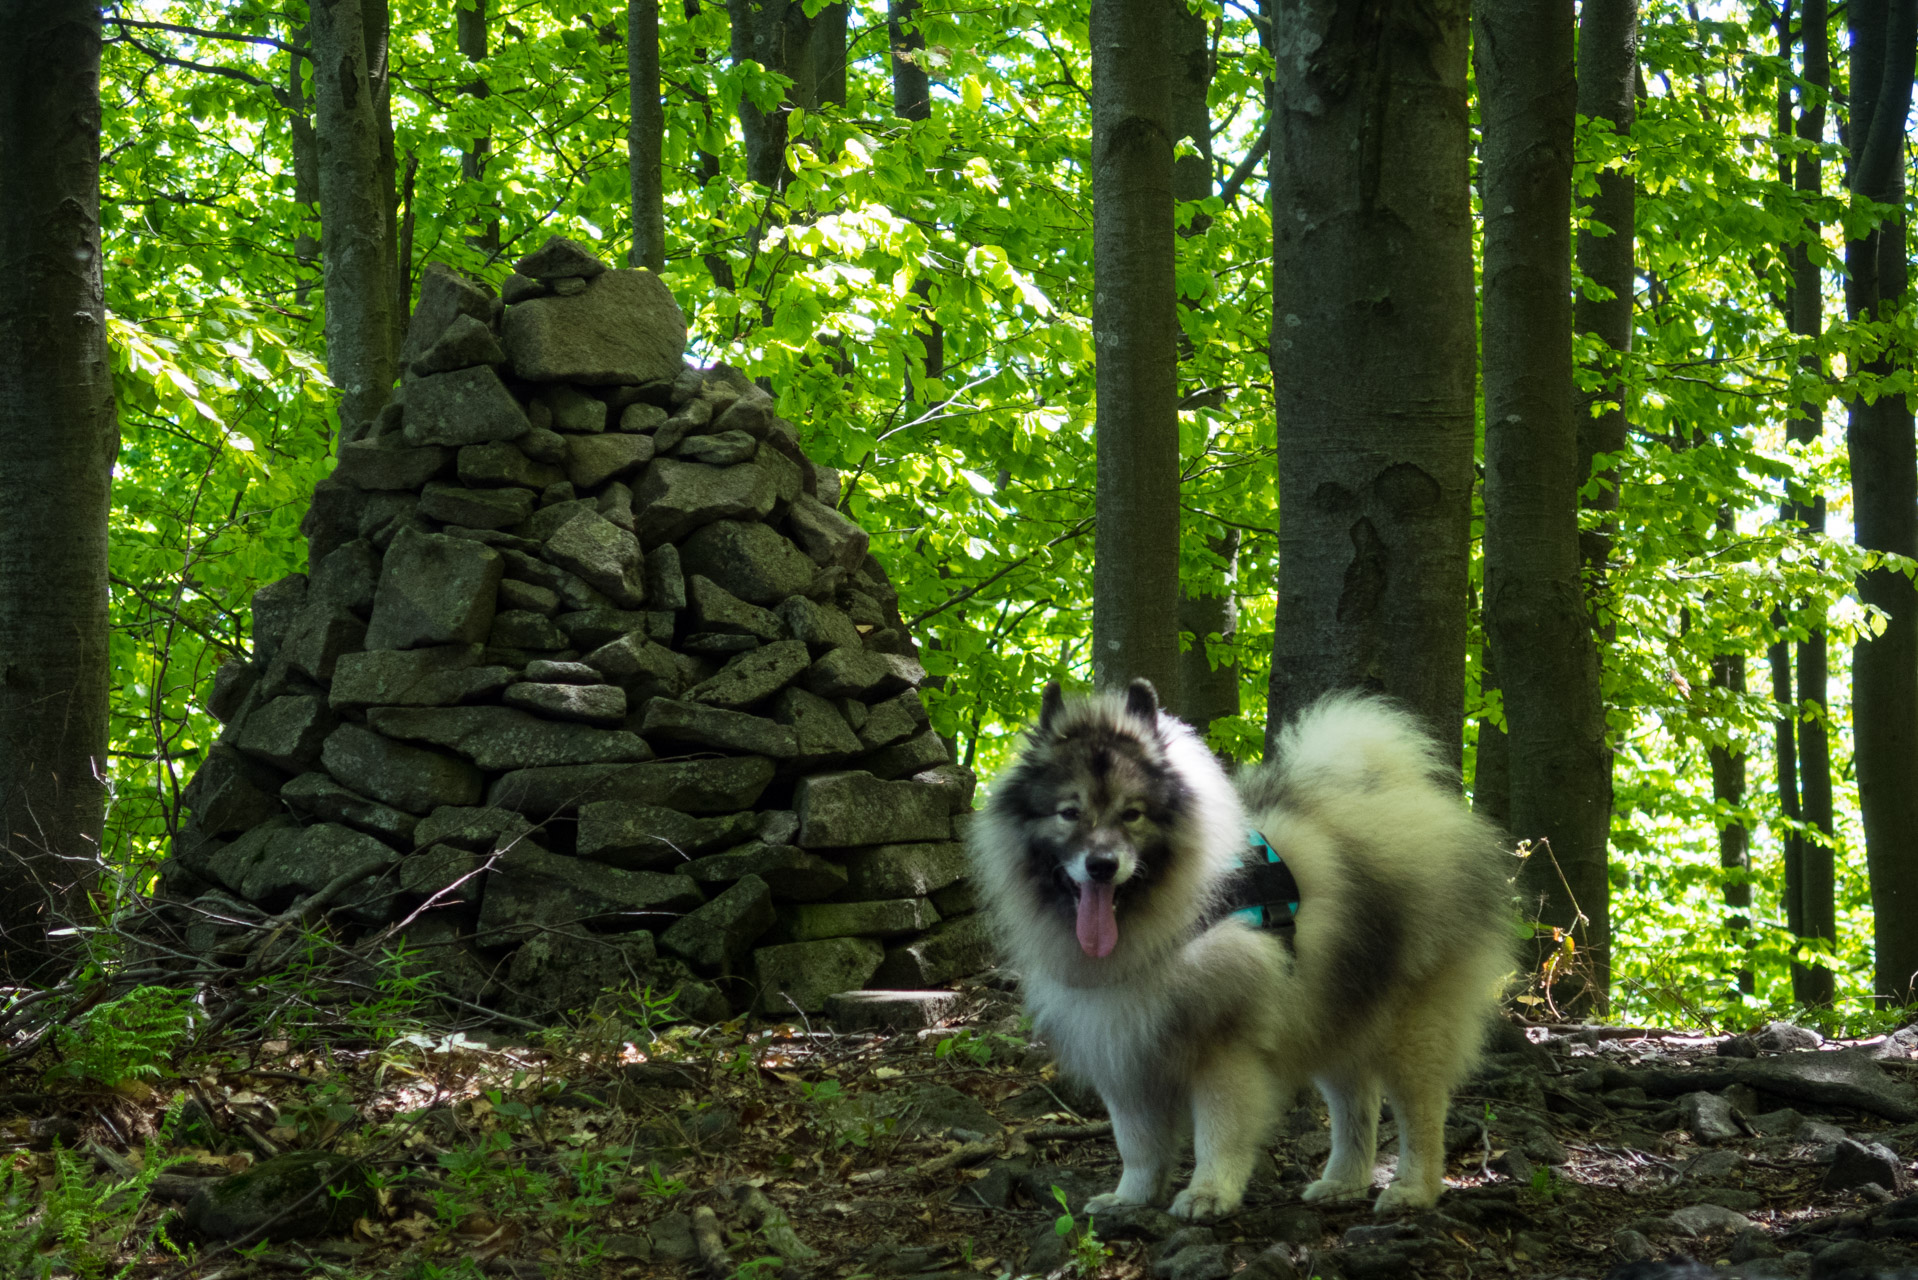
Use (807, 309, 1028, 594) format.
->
(934, 1028, 994, 1066)
(1052, 1186, 1112, 1277)
(734, 1256, 787, 1280)
(44, 986, 194, 1088)
(0, 1142, 185, 1279)
(639, 1162, 689, 1198)
(1528, 1165, 1565, 1200)
(797, 1079, 897, 1150)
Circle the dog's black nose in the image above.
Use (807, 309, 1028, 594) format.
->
(1084, 853, 1119, 883)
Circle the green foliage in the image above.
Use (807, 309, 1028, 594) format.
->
(0, 1143, 183, 1279)
(45, 986, 195, 1088)
(796, 1078, 898, 1150)
(1051, 1186, 1112, 1277)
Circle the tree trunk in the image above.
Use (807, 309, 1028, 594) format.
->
(284, 25, 321, 301)
(1768, 628, 1805, 970)
(629, 0, 665, 271)
(1711, 653, 1752, 993)
(1779, 0, 1836, 1005)
(1090, 0, 1180, 696)
(358, 0, 402, 344)
(1845, 0, 1918, 1004)
(889, 0, 930, 120)
(1169, 0, 1236, 734)
(1267, 0, 1476, 757)
(1478, 0, 1611, 1007)
(459, 0, 500, 257)
(806, 3, 848, 109)
(0, 0, 116, 982)
(728, 0, 806, 188)
(310, 0, 401, 437)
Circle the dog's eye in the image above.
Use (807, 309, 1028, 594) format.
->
(1121, 807, 1144, 823)
(1058, 805, 1081, 822)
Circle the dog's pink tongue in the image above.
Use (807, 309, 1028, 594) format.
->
(1076, 881, 1118, 958)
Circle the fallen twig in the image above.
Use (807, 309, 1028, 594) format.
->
(691, 1204, 734, 1278)
(734, 1184, 817, 1261)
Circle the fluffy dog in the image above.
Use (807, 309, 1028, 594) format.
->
(969, 680, 1513, 1218)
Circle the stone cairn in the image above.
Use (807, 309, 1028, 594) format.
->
(154, 235, 990, 1024)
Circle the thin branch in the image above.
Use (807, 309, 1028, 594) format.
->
(1218, 121, 1271, 207)
(907, 517, 1094, 627)
(107, 16, 308, 57)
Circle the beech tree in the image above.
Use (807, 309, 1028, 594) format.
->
(1266, 0, 1476, 755)
(0, 0, 117, 980)
(629, 0, 664, 271)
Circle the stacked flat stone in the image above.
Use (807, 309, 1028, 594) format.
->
(154, 235, 989, 1021)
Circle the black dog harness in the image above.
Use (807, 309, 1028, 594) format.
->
(1217, 828, 1300, 943)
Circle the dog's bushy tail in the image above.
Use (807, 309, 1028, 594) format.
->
(1253, 691, 1453, 810)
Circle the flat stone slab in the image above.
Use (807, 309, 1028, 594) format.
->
(678, 520, 816, 605)
(685, 639, 811, 710)
(576, 803, 760, 870)
(842, 841, 969, 899)
(234, 695, 337, 772)
(677, 843, 848, 901)
(660, 874, 776, 969)
(784, 897, 940, 941)
(335, 439, 450, 491)
(544, 510, 646, 607)
(689, 574, 785, 640)
(364, 527, 503, 651)
(502, 268, 686, 385)
(803, 647, 925, 700)
(476, 841, 705, 944)
(777, 596, 861, 653)
(503, 680, 627, 725)
(329, 645, 515, 711)
(824, 990, 959, 1032)
(753, 937, 884, 1014)
(772, 687, 863, 763)
(403, 365, 531, 446)
(402, 262, 494, 366)
(321, 723, 484, 815)
(673, 429, 757, 466)
(871, 913, 993, 988)
(367, 705, 652, 771)
(459, 440, 565, 489)
(206, 820, 398, 910)
(796, 772, 952, 848)
(787, 491, 869, 570)
(631, 458, 777, 547)
(640, 698, 797, 758)
(568, 432, 654, 489)
(280, 772, 420, 843)
(418, 482, 535, 529)
(411, 312, 505, 376)
(488, 756, 776, 816)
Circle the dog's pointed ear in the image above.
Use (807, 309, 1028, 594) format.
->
(1125, 679, 1161, 724)
(1039, 681, 1066, 733)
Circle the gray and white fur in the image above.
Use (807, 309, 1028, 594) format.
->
(970, 680, 1513, 1219)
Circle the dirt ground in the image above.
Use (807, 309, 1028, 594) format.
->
(6, 977, 1918, 1280)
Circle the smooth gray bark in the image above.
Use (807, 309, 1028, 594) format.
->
(459, 0, 500, 257)
(1844, 0, 1918, 1004)
(1266, 0, 1476, 757)
(0, 0, 116, 981)
(1090, 0, 1181, 695)
(728, 0, 806, 188)
(1711, 652, 1753, 993)
(310, 0, 400, 437)
(889, 0, 930, 120)
(1478, 0, 1610, 1005)
(282, 25, 321, 300)
(629, 0, 665, 271)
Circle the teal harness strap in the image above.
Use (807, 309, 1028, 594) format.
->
(1232, 828, 1300, 929)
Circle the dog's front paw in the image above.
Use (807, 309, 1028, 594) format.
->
(1082, 1193, 1141, 1217)
(1372, 1182, 1441, 1216)
(1301, 1176, 1371, 1203)
(1169, 1186, 1240, 1221)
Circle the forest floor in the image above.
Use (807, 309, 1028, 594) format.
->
(6, 974, 1918, 1280)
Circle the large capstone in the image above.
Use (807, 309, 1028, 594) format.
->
(501, 269, 687, 385)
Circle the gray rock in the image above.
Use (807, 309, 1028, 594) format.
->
(458, 440, 565, 489)
(931, 879, 978, 916)
(661, 874, 776, 969)
(489, 608, 570, 650)
(540, 383, 608, 433)
(514, 235, 609, 281)
(684, 633, 757, 656)
(1823, 1137, 1909, 1192)
(753, 937, 885, 1014)
(584, 631, 684, 696)
(502, 268, 685, 385)
(619, 401, 667, 433)
(309, 539, 380, 614)
(280, 772, 420, 843)
(544, 510, 646, 607)
(413, 804, 537, 852)
(181, 745, 283, 835)
(673, 429, 757, 465)
(842, 840, 969, 899)
(797, 771, 952, 847)
(804, 647, 925, 699)
(640, 698, 797, 758)
(686, 638, 811, 709)
(411, 311, 505, 376)
(234, 695, 337, 772)
(329, 644, 515, 711)
(364, 527, 504, 650)
(1682, 1091, 1743, 1142)
(499, 927, 658, 1018)
(398, 843, 483, 898)
(206, 659, 263, 724)
(1738, 1048, 1918, 1121)
(367, 705, 650, 770)
(181, 1150, 374, 1242)
(476, 842, 702, 944)
(1754, 1021, 1825, 1052)
(567, 432, 653, 489)
(334, 438, 451, 490)
(577, 803, 760, 870)
(554, 607, 656, 650)
(1682, 1148, 1746, 1182)
(913, 763, 978, 814)
(773, 686, 863, 763)
(689, 574, 785, 640)
(854, 694, 919, 751)
(678, 520, 816, 605)
(631, 458, 777, 547)
(1612, 1228, 1655, 1261)
(279, 603, 367, 683)
(524, 659, 600, 683)
(880, 1080, 1002, 1137)
(786, 491, 870, 570)
(488, 755, 776, 816)
(402, 262, 494, 366)
(393, 916, 497, 1005)
(644, 543, 686, 612)
(498, 579, 560, 615)
(418, 482, 535, 529)
(1668, 1202, 1753, 1236)
(776, 596, 861, 654)
(322, 722, 484, 814)
(1155, 1244, 1229, 1280)
(826, 989, 958, 1032)
(785, 898, 939, 941)
(1745, 1107, 1805, 1136)
(403, 365, 531, 447)
(872, 913, 993, 987)
(208, 821, 398, 910)
(502, 680, 627, 725)
(677, 843, 848, 901)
